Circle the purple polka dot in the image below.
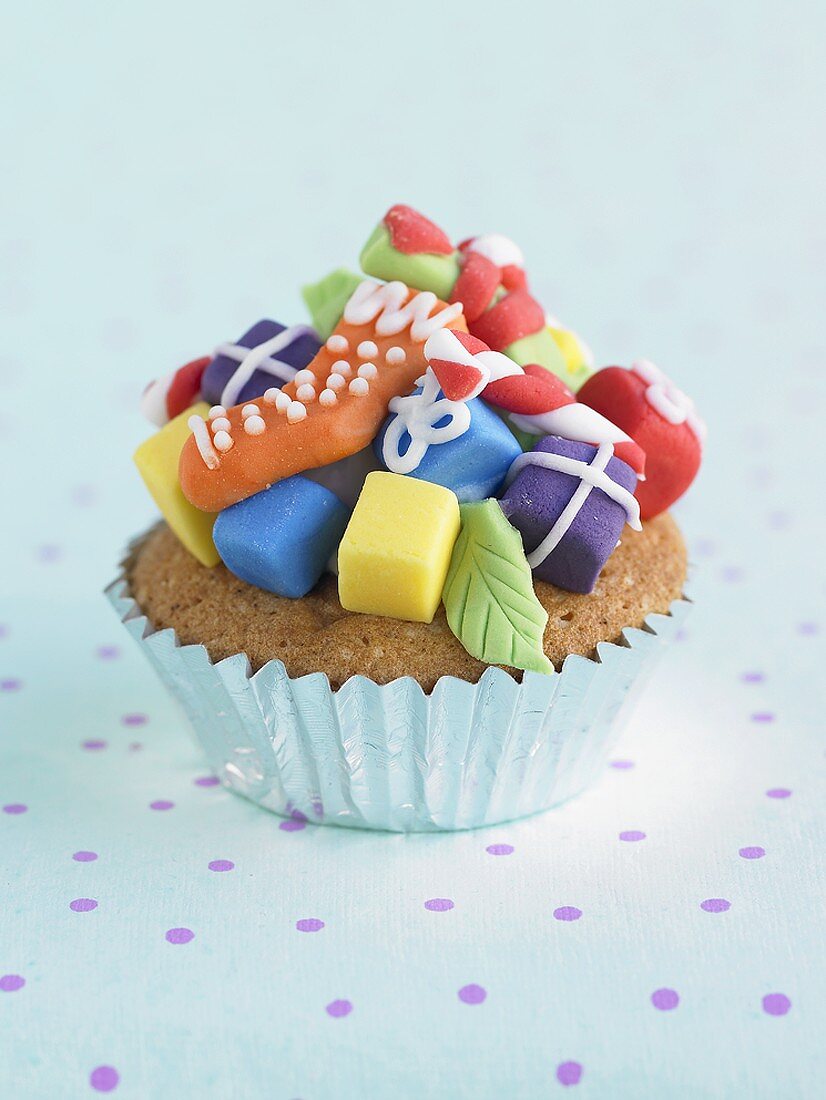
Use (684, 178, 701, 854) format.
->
(739, 846, 765, 860)
(767, 510, 790, 530)
(762, 992, 791, 1016)
(326, 999, 352, 1018)
(296, 918, 325, 932)
(1, 678, 21, 692)
(149, 800, 174, 811)
(89, 1065, 119, 1092)
(194, 775, 220, 787)
(766, 787, 791, 799)
(553, 906, 582, 922)
(798, 622, 818, 636)
(0, 974, 25, 992)
(0, 625, 8, 639)
(280, 809, 308, 832)
(424, 898, 454, 912)
(128, 742, 142, 752)
(2, 803, 27, 815)
(556, 1061, 583, 1087)
(95, 645, 120, 660)
(165, 927, 194, 944)
(70, 898, 98, 912)
(700, 898, 730, 913)
(486, 843, 514, 856)
(609, 759, 635, 770)
(82, 739, 107, 751)
(721, 565, 744, 583)
(208, 860, 234, 872)
(458, 984, 487, 1005)
(73, 851, 98, 862)
(741, 672, 765, 683)
(619, 830, 646, 842)
(750, 712, 775, 724)
(651, 987, 680, 1010)
(121, 713, 147, 727)
(72, 485, 97, 507)
(36, 544, 62, 563)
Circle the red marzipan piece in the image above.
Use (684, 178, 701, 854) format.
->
(166, 356, 210, 419)
(384, 204, 453, 256)
(451, 330, 489, 356)
(577, 366, 698, 516)
(428, 359, 486, 402)
(450, 252, 501, 322)
(483, 367, 575, 415)
(500, 264, 527, 291)
(469, 288, 545, 350)
(427, 330, 490, 401)
(613, 440, 647, 476)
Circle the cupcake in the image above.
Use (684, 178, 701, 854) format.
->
(108, 203, 702, 832)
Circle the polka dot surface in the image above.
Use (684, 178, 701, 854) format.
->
(1, 11, 822, 1095)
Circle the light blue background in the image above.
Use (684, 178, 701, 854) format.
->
(1, 1, 825, 1096)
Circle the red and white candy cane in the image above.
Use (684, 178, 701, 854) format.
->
(141, 356, 210, 427)
(424, 330, 646, 477)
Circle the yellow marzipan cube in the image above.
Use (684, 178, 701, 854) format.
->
(338, 472, 460, 623)
(133, 402, 219, 567)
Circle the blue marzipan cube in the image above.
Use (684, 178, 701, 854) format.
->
(375, 389, 522, 503)
(213, 476, 350, 598)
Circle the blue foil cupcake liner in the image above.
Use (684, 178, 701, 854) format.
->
(106, 531, 691, 832)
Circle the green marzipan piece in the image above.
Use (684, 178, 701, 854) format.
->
(360, 222, 460, 301)
(442, 500, 553, 675)
(505, 329, 592, 392)
(302, 268, 363, 341)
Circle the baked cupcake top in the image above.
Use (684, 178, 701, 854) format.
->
(133, 204, 704, 676)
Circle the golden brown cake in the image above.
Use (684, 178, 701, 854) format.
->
(128, 514, 686, 692)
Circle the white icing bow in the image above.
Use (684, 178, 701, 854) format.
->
(382, 369, 471, 475)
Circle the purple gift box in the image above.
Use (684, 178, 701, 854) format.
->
(499, 435, 640, 594)
(201, 319, 320, 408)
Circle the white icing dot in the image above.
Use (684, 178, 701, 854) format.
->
(241, 404, 260, 419)
(331, 359, 352, 376)
(319, 388, 338, 406)
(262, 388, 280, 405)
(326, 373, 346, 391)
(296, 383, 316, 402)
(275, 391, 291, 412)
(208, 405, 226, 419)
(349, 378, 369, 396)
(385, 346, 406, 366)
(213, 430, 233, 452)
(294, 369, 316, 386)
(326, 334, 349, 354)
(210, 417, 231, 433)
(357, 340, 378, 359)
(358, 362, 377, 379)
(243, 415, 266, 435)
(287, 401, 307, 423)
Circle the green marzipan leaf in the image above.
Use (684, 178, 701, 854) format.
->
(442, 500, 553, 675)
